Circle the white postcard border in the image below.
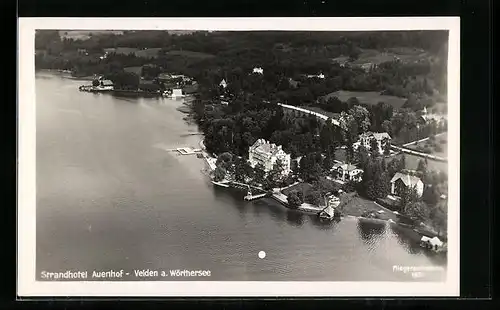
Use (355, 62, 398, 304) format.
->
(17, 17, 460, 297)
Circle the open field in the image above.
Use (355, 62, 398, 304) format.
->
(123, 66, 143, 75)
(389, 153, 448, 174)
(59, 30, 124, 40)
(324, 90, 407, 109)
(135, 48, 163, 58)
(405, 135, 448, 159)
(163, 50, 215, 59)
(103, 47, 162, 58)
(332, 47, 431, 67)
(352, 48, 431, 66)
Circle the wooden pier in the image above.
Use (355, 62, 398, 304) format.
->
(244, 193, 268, 201)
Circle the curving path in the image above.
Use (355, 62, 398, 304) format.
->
(277, 103, 340, 126)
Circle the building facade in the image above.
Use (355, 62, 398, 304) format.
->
(248, 139, 291, 175)
(353, 132, 392, 155)
(252, 67, 264, 74)
(331, 162, 363, 182)
(390, 172, 424, 198)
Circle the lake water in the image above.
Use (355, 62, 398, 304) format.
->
(35, 72, 447, 281)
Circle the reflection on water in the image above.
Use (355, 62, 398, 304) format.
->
(36, 73, 447, 281)
(357, 219, 387, 243)
(286, 211, 304, 227)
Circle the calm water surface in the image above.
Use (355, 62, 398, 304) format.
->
(36, 72, 447, 281)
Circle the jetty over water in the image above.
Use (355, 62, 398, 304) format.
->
(166, 147, 203, 155)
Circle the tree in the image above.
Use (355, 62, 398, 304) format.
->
(374, 172, 391, 199)
(348, 105, 371, 133)
(216, 152, 233, 170)
(253, 163, 266, 186)
(370, 138, 380, 157)
(307, 190, 322, 206)
(422, 185, 439, 206)
(405, 201, 431, 223)
(416, 159, 428, 174)
(365, 180, 377, 200)
(266, 159, 285, 189)
(287, 191, 302, 209)
(108, 71, 140, 90)
(383, 137, 391, 155)
(233, 157, 248, 182)
(356, 145, 370, 169)
(431, 205, 447, 237)
(398, 154, 406, 171)
(243, 161, 255, 181)
(400, 185, 419, 213)
(381, 119, 392, 134)
(296, 190, 305, 203)
(213, 166, 227, 182)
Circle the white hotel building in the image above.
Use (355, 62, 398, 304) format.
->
(248, 139, 291, 175)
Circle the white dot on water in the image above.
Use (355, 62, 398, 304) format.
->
(258, 251, 266, 259)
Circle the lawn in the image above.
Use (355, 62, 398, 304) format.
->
(324, 90, 407, 109)
(337, 192, 400, 221)
(282, 182, 313, 197)
(281, 180, 341, 204)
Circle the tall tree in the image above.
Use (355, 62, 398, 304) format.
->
(213, 166, 227, 182)
(370, 138, 380, 157)
(400, 185, 419, 213)
(348, 105, 371, 133)
(266, 159, 285, 189)
(405, 201, 431, 223)
(253, 163, 266, 186)
(287, 191, 302, 209)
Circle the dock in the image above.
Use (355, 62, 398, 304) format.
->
(167, 147, 203, 155)
(244, 193, 268, 201)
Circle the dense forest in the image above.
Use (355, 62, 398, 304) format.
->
(35, 29, 448, 149)
(35, 30, 448, 97)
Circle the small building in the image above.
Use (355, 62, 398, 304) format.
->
(306, 73, 325, 79)
(288, 78, 300, 88)
(353, 132, 392, 155)
(390, 172, 424, 198)
(420, 110, 448, 127)
(220, 79, 228, 89)
(420, 236, 444, 251)
(99, 79, 114, 87)
(331, 162, 363, 182)
(248, 139, 291, 175)
(252, 67, 264, 74)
